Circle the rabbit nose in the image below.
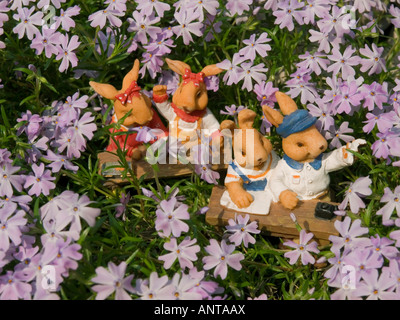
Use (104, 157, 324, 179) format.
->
(257, 157, 264, 162)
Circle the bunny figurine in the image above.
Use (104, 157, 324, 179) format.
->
(219, 108, 280, 215)
(152, 58, 223, 152)
(90, 59, 168, 160)
(263, 92, 366, 210)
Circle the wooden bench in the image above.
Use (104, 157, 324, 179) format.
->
(98, 152, 228, 186)
(206, 185, 341, 246)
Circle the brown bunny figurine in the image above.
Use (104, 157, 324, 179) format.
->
(219, 108, 280, 215)
(90, 59, 168, 160)
(263, 92, 366, 210)
(152, 58, 223, 151)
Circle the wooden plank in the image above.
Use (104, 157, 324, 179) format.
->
(206, 185, 341, 244)
(98, 152, 228, 183)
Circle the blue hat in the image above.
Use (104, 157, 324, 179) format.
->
(276, 109, 317, 138)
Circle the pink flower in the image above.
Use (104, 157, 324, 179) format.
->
(127, 11, 161, 45)
(202, 239, 244, 280)
(88, 8, 124, 30)
(55, 34, 81, 73)
(172, 9, 203, 45)
(273, 0, 305, 32)
(283, 230, 320, 265)
(12, 7, 43, 40)
(226, 214, 260, 247)
(24, 163, 56, 197)
(340, 176, 372, 214)
(155, 197, 190, 238)
(327, 46, 360, 79)
(359, 43, 386, 75)
(158, 237, 200, 269)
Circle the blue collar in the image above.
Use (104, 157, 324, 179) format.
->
(283, 153, 323, 170)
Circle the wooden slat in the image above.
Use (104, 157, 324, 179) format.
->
(98, 152, 228, 183)
(206, 185, 340, 244)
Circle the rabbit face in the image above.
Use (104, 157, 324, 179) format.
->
(282, 126, 328, 162)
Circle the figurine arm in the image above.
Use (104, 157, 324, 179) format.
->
(152, 89, 175, 123)
(268, 161, 289, 202)
(324, 139, 366, 173)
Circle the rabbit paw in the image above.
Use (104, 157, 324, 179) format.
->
(233, 190, 254, 209)
(279, 190, 299, 210)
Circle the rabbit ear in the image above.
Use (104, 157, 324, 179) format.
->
(122, 59, 140, 91)
(89, 81, 118, 100)
(201, 64, 223, 77)
(166, 58, 191, 76)
(262, 105, 284, 128)
(275, 91, 298, 115)
(238, 109, 257, 129)
(220, 119, 236, 134)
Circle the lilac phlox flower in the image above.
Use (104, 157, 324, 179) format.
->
(37, 0, 67, 9)
(342, 248, 383, 282)
(302, 0, 331, 25)
(167, 272, 203, 300)
(377, 186, 400, 222)
(264, 0, 279, 11)
(204, 74, 219, 92)
(238, 33, 271, 61)
(324, 247, 349, 285)
(329, 217, 370, 252)
(371, 130, 400, 159)
(104, 0, 127, 13)
(24, 163, 55, 197)
(328, 270, 362, 300)
(390, 4, 400, 28)
(187, 268, 221, 299)
(144, 32, 175, 56)
(308, 29, 340, 54)
(128, 11, 161, 45)
(383, 259, 400, 294)
(44, 150, 79, 173)
(347, 0, 376, 13)
(327, 46, 360, 79)
(14, 245, 40, 272)
(139, 50, 164, 79)
(297, 51, 329, 76)
(55, 34, 81, 73)
(159, 237, 200, 270)
(54, 127, 82, 159)
(92, 261, 135, 300)
(116, 191, 130, 219)
(53, 6, 81, 32)
(254, 81, 278, 107)
(239, 62, 268, 92)
(307, 99, 335, 131)
(339, 176, 372, 214)
(353, 269, 398, 300)
(16, 110, 43, 142)
(89, 8, 124, 29)
(194, 162, 220, 185)
(0, 149, 11, 167)
(317, 5, 354, 38)
(220, 104, 246, 117)
(12, 6, 43, 40)
(155, 197, 190, 238)
(31, 28, 61, 59)
(192, 144, 220, 184)
(172, 9, 203, 45)
(202, 239, 244, 280)
(368, 235, 398, 261)
(136, 0, 170, 18)
(0, 270, 31, 300)
(0, 1, 9, 28)
(325, 121, 354, 149)
(203, 14, 222, 42)
(157, 70, 180, 95)
(72, 112, 97, 149)
(272, 0, 305, 32)
(359, 81, 388, 111)
(225, 214, 260, 247)
(283, 230, 320, 265)
(62, 193, 101, 231)
(286, 73, 319, 104)
(216, 53, 246, 85)
(359, 44, 386, 75)
(362, 110, 393, 134)
(0, 208, 27, 252)
(0, 164, 24, 198)
(40, 212, 78, 244)
(0, 195, 31, 214)
(134, 272, 174, 300)
(132, 126, 163, 144)
(52, 238, 82, 277)
(226, 0, 253, 16)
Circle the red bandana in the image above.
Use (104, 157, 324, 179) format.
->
(171, 103, 206, 123)
(115, 81, 141, 105)
(182, 68, 205, 87)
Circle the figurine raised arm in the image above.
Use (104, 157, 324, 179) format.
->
(263, 92, 366, 210)
(90, 59, 168, 160)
